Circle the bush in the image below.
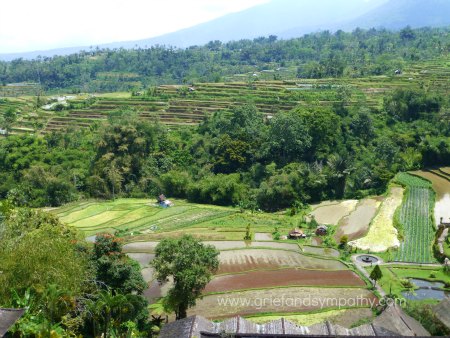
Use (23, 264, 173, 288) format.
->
(187, 174, 247, 206)
(160, 170, 191, 198)
(400, 279, 413, 289)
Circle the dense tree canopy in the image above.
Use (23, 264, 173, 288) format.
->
(1, 27, 449, 92)
(152, 235, 219, 319)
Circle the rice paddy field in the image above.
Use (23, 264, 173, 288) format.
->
(48, 167, 450, 322)
(1, 56, 449, 136)
(334, 198, 383, 242)
(52, 198, 304, 238)
(411, 169, 450, 227)
(309, 200, 358, 225)
(391, 173, 437, 264)
(187, 287, 377, 319)
(349, 187, 404, 252)
(51, 197, 379, 321)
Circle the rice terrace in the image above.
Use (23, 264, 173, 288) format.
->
(48, 165, 450, 329)
(1, 4, 450, 336)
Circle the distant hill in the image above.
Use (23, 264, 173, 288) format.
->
(1, 0, 450, 61)
(342, 0, 450, 30)
(129, 0, 388, 48)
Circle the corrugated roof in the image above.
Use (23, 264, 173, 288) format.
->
(434, 298, 450, 329)
(0, 308, 25, 337)
(159, 304, 430, 338)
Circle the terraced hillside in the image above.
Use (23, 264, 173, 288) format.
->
(1, 57, 448, 135)
(0, 83, 42, 97)
(0, 96, 50, 135)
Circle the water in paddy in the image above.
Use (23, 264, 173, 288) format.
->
(411, 170, 450, 227)
(401, 279, 449, 301)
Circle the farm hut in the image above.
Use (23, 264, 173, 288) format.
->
(288, 228, 306, 239)
(394, 69, 402, 75)
(157, 194, 173, 208)
(315, 225, 328, 236)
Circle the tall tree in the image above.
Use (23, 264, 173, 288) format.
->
(152, 235, 219, 319)
(369, 265, 383, 286)
(1, 107, 17, 136)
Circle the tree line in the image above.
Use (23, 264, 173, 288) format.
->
(0, 26, 449, 92)
(0, 87, 448, 211)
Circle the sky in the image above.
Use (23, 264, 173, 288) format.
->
(0, 0, 269, 54)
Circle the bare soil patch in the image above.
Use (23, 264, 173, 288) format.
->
(254, 233, 272, 241)
(205, 269, 365, 293)
(335, 198, 381, 241)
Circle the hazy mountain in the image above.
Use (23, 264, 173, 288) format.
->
(342, 0, 450, 30)
(1, 0, 450, 61)
(127, 0, 388, 48)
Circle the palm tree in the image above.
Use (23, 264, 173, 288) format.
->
(327, 154, 354, 199)
(40, 284, 73, 335)
(85, 291, 134, 337)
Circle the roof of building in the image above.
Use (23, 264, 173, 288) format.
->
(289, 228, 304, 237)
(434, 298, 450, 329)
(159, 304, 429, 338)
(0, 308, 25, 337)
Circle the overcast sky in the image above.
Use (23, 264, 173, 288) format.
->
(0, 0, 269, 54)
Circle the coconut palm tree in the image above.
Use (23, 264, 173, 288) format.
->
(327, 153, 354, 199)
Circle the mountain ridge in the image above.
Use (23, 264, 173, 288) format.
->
(1, 0, 450, 61)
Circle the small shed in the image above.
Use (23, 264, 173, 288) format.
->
(289, 228, 306, 239)
(157, 194, 173, 208)
(315, 225, 328, 236)
(394, 69, 402, 75)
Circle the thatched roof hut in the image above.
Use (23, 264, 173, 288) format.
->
(315, 225, 328, 236)
(288, 228, 305, 239)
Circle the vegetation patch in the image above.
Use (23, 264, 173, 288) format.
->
(246, 308, 374, 327)
(394, 178, 436, 263)
(349, 187, 404, 252)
